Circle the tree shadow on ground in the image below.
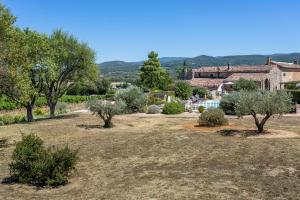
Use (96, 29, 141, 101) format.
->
(35, 113, 80, 122)
(77, 124, 103, 130)
(217, 129, 264, 137)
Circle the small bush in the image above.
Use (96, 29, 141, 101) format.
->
(147, 105, 161, 114)
(198, 106, 205, 113)
(199, 108, 228, 127)
(9, 134, 78, 186)
(162, 102, 184, 115)
(56, 102, 69, 114)
(14, 115, 26, 123)
(0, 114, 15, 125)
(34, 108, 48, 116)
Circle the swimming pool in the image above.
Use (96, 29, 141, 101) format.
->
(193, 100, 220, 110)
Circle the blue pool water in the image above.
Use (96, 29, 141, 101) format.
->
(194, 100, 220, 110)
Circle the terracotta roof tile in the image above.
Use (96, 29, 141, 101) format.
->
(192, 65, 272, 73)
(224, 73, 267, 82)
(186, 78, 224, 88)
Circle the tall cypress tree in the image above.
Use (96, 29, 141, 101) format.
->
(140, 51, 171, 90)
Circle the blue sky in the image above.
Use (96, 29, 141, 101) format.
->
(2, 0, 300, 62)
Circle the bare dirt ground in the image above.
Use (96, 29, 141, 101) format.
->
(0, 113, 300, 200)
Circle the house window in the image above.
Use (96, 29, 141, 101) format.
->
(210, 74, 213, 78)
(283, 73, 286, 76)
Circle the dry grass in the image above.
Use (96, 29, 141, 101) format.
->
(0, 113, 300, 200)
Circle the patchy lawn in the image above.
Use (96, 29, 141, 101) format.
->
(0, 113, 300, 200)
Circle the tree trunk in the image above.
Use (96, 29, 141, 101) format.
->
(49, 103, 57, 119)
(104, 119, 113, 128)
(253, 114, 271, 134)
(26, 104, 34, 122)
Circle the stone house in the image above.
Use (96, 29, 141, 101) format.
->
(185, 57, 300, 93)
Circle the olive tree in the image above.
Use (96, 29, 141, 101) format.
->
(114, 86, 147, 113)
(235, 90, 293, 133)
(44, 30, 98, 118)
(87, 99, 126, 128)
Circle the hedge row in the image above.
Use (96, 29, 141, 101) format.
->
(0, 95, 105, 111)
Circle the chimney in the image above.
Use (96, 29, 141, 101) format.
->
(293, 60, 298, 65)
(266, 57, 272, 65)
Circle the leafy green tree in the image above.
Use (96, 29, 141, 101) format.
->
(235, 91, 292, 133)
(233, 78, 259, 91)
(140, 51, 171, 90)
(44, 30, 98, 118)
(0, 10, 50, 122)
(174, 81, 192, 100)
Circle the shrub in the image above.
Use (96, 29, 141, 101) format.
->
(198, 106, 205, 113)
(56, 102, 69, 114)
(88, 99, 126, 128)
(193, 87, 208, 98)
(174, 81, 192, 100)
(162, 102, 184, 115)
(34, 108, 48, 116)
(148, 95, 164, 105)
(198, 108, 228, 127)
(115, 86, 147, 113)
(147, 105, 161, 114)
(14, 115, 26, 123)
(9, 134, 78, 186)
(220, 92, 240, 115)
(0, 114, 15, 125)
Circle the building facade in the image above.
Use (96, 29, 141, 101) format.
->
(185, 58, 300, 93)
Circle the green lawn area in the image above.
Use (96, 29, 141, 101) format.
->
(0, 113, 300, 200)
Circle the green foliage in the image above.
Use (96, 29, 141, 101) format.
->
(147, 105, 161, 114)
(44, 30, 98, 118)
(192, 87, 208, 98)
(88, 99, 126, 128)
(0, 114, 14, 125)
(198, 106, 205, 113)
(174, 81, 192, 100)
(162, 102, 184, 115)
(14, 115, 26, 123)
(287, 90, 300, 104)
(198, 108, 228, 127)
(9, 134, 78, 186)
(220, 92, 240, 115)
(236, 91, 293, 133)
(114, 86, 148, 113)
(139, 51, 172, 90)
(34, 108, 48, 116)
(148, 95, 164, 105)
(233, 78, 259, 91)
(0, 114, 26, 125)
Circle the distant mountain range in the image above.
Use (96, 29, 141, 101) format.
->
(99, 53, 300, 80)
